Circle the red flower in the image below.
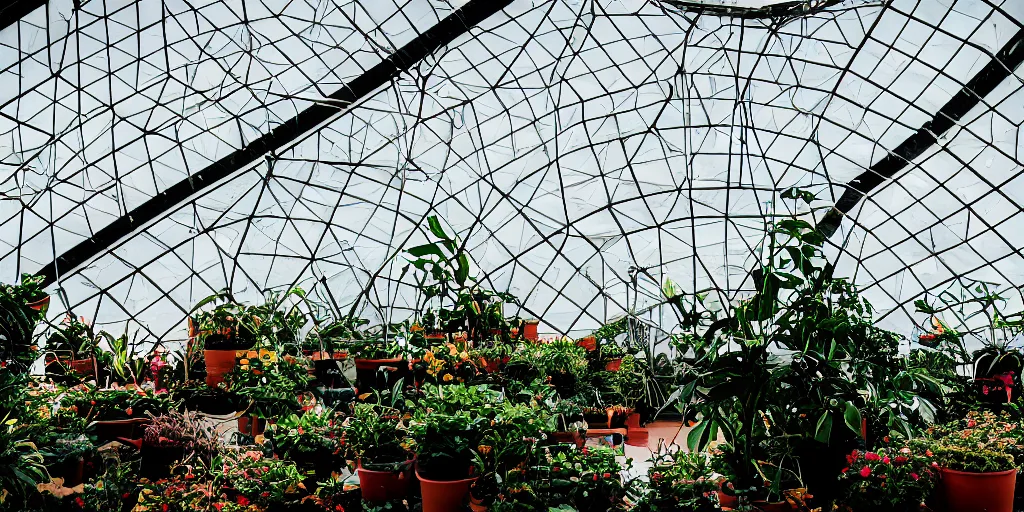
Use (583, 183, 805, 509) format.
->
(967, 419, 977, 428)
(592, 474, 599, 481)
(214, 504, 224, 512)
(893, 456, 909, 466)
(75, 497, 85, 508)
(841, 467, 848, 473)
(162, 505, 169, 512)
(910, 472, 920, 481)
(864, 452, 881, 462)
(859, 466, 871, 478)
(882, 456, 890, 464)
(925, 449, 933, 457)
(237, 496, 250, 506)
(846, 450, 860, 464)
(602, 472, 612, 478)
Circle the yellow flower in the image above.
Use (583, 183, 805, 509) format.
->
(443, 374, 454, 382)
(459, 351, 469, 361)
(239, 359, 250, 365)
(423, 351, 434, 362)
(259, 348, 278, 363)
(246, 350, 259, 359)
(447, 343, 458, 356)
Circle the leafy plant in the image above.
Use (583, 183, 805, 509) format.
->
(223, 348, 311, 419)
(343, 402, 410, 471)
(0, 275, 46, 373)
(141, 410, 218, 461)
(0, 415, 47, 507)
(409, 409, 486, 480)
(634, 445, 720, 512)
(917, 411, 1022, 473)
(213, 450, 307, 508)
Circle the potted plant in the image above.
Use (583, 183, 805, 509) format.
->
(410, 409, 487, 512)
(137, 410, 218, 479)
(266, 408, 346, 482)
(0, 274, 47, 374)
(348, 336, 405, 394)
(922, 411, 1021, 512)
(44, 316, 101, 381)
(344, 402, 413, 502)
(836, 446, 937, 512)
(188, 291, 263, 387)
(601, 342, 626, 371)
(0, 413, 47, 508)
(224, 348, 311, 436)
(472, 342, 512, 374)
(532, 339, 588, 398)
(548, 399, 586, 447)
(633, 445, 721, 512)
(471, 401, 550, 509)
(41, 434, 95, 488)
(213, 450, 308, 509)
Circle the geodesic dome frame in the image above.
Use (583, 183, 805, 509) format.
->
(2, 0, 1024, 344)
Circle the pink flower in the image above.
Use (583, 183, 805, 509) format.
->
(893, 456, 909, 466)
(864, 452, 881, 462)
(910, 473, 920, 481)
(882, 456, 891, 464)
(860, 466, 871, 478)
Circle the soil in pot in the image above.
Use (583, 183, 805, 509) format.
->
(940, 467, 1016, 512)
(357, 460, 413, 502)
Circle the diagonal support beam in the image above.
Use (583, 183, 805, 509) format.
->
(816, 27, 1024, 238)
(35, 0, 513, 286)
(0, 0, 47, 32)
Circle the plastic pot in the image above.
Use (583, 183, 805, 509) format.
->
(416, 468, 477, 512)
(204, 349, 237, 387)
(358, 460, 413, 502)
(940, 467, 1016, 512)
(577, 336, 597, 351)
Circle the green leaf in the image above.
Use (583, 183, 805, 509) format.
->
(455, 253, 470, 286)
(842, 401, 862, 437)
(687, 420, 709, 451)
(814, 412, 833, 443)
(427, 216, 449, 240)
(406, 243, 446, 259)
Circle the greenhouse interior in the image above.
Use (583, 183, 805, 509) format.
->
(3, 0, 1024, 510)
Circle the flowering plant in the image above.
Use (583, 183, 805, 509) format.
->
(223, 348, 310, 418)
(634, 444, 720, 512)
(212, 450, 306, 508)
(266, 409, 346, 469)
(836, 446, 937, 512)
(62, 384, 174, 421)
(420, 342, 477, 384)
(920, 411, 1022, 473)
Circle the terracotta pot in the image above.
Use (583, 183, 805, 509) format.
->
(549, 431, 585, 448)
(26, 295, 50, 313)
(237, 416, 267, 437)
(523, 320, 539, 341)
(91, 418, 150, 442)
(69, 358, 96, 376)
(625, 427, 648, 447)
(625, 412, 642, 430)
(204, 349, 237, 387)
(940, 467, 1016, 512)
(354, 357, 404, 371)
(717, 489, 738, 509)
(358, 460, 413, 502)
(577, 336, 597, 351)
(605, 358, 623, 371)
(417, 469, 477, 512)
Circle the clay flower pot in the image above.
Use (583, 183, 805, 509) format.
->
(604, 358, 623, 371)
(26, 295, 50, 313)
(203, 349, 238, 387)
(577, 336, 597, 351)
(523, 320, 539, 341)
(357, 460, 413, 502)
(237, 416, 267, 437)
(940, 467, 1016, 512)
(417, 468, 477, 512)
